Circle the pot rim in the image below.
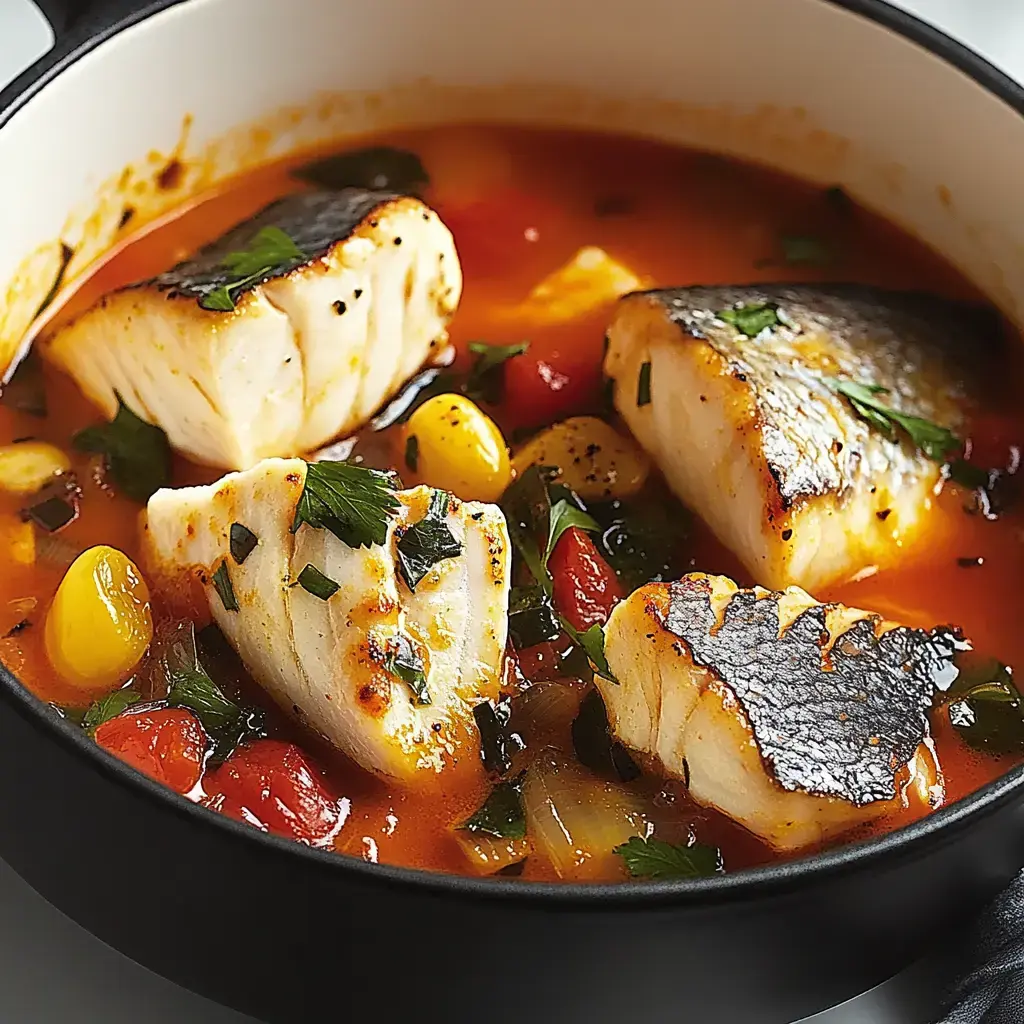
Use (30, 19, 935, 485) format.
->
(2, 0, 1024, 908)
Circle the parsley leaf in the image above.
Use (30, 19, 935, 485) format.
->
(384, 634, 430, 705)
(73, 394, 171, 502)
(637, 361, 652, 406)
(396, 490, 463, 591)
(828, 379, 961, 460)
(292, 461, 400, 549)
(718, 302, 780, 338)
(81, 688, 142, 734)
(465, 341, 529, 405)
(211, 560, 238, 612)
(507, 585, 562, 649)
(296, 563, 340, 601)
(167, 665, 265, 763)
(941, 657, 1024, 755)
(500, 465, 557, 592)
(560, 618, 617, 683)
(198, 227, 305, 311)
(458, 773, 526, 839)
(614, 835, 721, 880)
(292, 146, 428, 194)
(229, 523, 258, 565)
(473, 698, 523, 777)
(544, 499, 600, 563)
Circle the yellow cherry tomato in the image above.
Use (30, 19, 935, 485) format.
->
(45, 545, 153, 693)
(405, 394, 512, 502)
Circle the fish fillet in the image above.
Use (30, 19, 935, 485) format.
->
(604, 285, 991, 591)
(143, 458, 510, 780)
(599, 572, 962, 851)
(44, 190, 461, 470)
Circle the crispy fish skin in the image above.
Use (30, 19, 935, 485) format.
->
(600, 572, 961, 851)
(605, 284, 991, 591)
(44, 190, 461, 470)
(143, 458, 510, 781)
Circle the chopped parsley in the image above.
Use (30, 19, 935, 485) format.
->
(292, 460, 400, 549)
(717, 302, 780, 338)
(560, 618, 617, 684)
(544, 498, 600, 563)
(167, 665, 265, 762)
(828, 379, 960, 461)
(637, 361, 652, 407)
(229, 522, 258, 565)
(396, 489, 463, 591)
(292, 146, 429, 194)
(211, 560, 238, 612)
(198, 227, 306, 311)
(507, 585, 562, 649)
(296, 564, 340, 601)
(465, 340, 530, 405)
(614, 835, 721, 880)
(81, 688, 142, 734)
(458, 773, 526, 839)
(384, 634, 430, 705)
(941, 657, 1024, 755)
(73, 394, 171, 502)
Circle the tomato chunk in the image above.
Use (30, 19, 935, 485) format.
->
(549, 527, 624, 632)
(503, 347, 605, 431)
(964, 412, 1022, 473)
(95, 707, 206, 795)
(204, 740, 345, 845)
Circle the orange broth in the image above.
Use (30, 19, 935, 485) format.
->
(1, 125, 1021, 881)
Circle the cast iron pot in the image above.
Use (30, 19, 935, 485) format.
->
(3, 1, 1024, 1021)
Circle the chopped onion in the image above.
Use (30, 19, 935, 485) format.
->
(455, 832, 530, 875)
(510, 681, 584, 750)
(34, 531, 81, 569)
(522, 748, 650, 880)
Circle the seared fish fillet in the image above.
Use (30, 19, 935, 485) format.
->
(600, 573, 961, 851)
(143, 458, 509, 780)
(45, 190, 461, 470)
(605, 285, 989, 591)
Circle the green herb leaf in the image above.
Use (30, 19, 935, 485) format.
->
(560, 618, 617, 683)
(717, 302, 780, 337)
(404, 434, 419, 472)
(507, 585, 562, 649)
(465, 340, 530, 405)
(613, 835, 721, 880)
(73, 394, 171, 502)
(197, 227, 305, 311)
(81, 688, 142, 734)
(947, 460, 991, 491)
(828, 379, 961, 461)
(458, 773, 526, 839)
(384, 634, 430, 705)
(396, 490, 463, 591)
(211, 560, 238, 612)
(942, 657, 1024, 755)
(292, 460, 401, 549)
(594, 501, 686, 590)
(572, 688, 640, 782)
(229, 523, 258, 565)
(473, 698, 523, 777)
(292, 146, 429, 194)
(167, 666, 240, 734)
(297, 563, 340, 601)
(780, 234, 832, 266)
(500, 465, 559, 592)
(544, 498, 600, 563)
(636, 361, 652, 407)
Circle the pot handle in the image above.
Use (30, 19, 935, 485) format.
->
(32, 0, 166, 38)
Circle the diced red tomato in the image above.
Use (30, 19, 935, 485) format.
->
(964, 412, 1022, 473)
(549, 527, 624, 632)
(95, 707, 207, 795)
(503, 346, 605, 430)
(204, 740, 344, 845)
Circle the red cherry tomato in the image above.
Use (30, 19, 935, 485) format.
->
(964, 413, 1022, 473)
(95, 708, 206, 795)
(503, 347, 605, 430)
(549, 527, 624, 632)
(204, 740, 344, 845)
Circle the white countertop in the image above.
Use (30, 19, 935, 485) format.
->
(0, 1, 1020, 1021)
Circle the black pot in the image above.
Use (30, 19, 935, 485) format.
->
(3, 2, 1024, 1021)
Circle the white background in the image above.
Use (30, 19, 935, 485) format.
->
(0, 1, 1019, 1021)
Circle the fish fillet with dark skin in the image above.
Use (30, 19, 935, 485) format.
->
(44, 190, 461, 470)
(599, 573, 964, 851)
(604, 284, 994, 591)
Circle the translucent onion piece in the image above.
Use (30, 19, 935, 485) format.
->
(510, 681, 585, 750)
(455, 831, 530, 875)
(522, 749, 650, 880)
(34, 530, 81, 569)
